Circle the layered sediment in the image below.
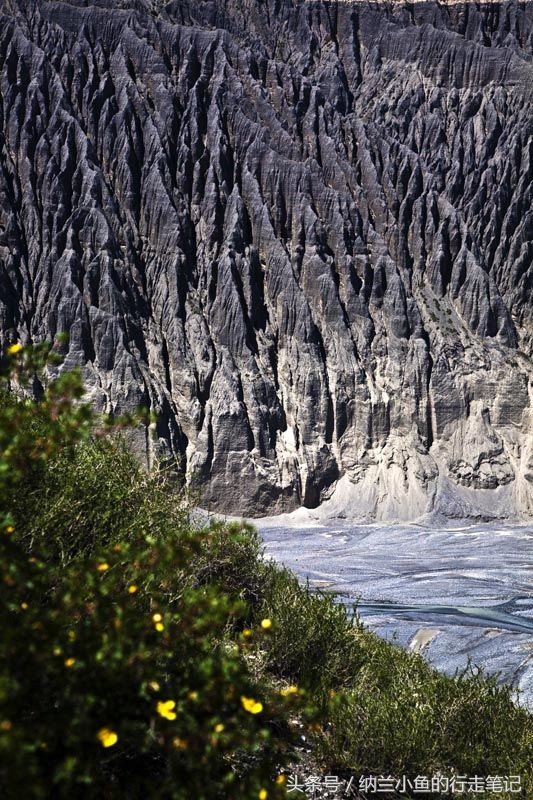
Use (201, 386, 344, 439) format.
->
(0, 0, 532, 518)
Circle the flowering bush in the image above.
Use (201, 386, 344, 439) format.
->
(0, 343, 298, 798)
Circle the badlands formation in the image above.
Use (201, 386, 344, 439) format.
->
(0, 0, 532, 518)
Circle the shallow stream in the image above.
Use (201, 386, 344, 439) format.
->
(257, 521, 533, 707)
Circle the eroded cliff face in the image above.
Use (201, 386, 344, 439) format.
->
(0, 0, 532, 518)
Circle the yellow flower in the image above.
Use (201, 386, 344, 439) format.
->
(279, 685, 299, 697)
(214, 723, 225, 733)
(7, 343, 23, 355)
(172, 736, 188, 749)
(20, 602, 28, 611)
(64, 658, 76, 668)
(149, 681, 160, 692)
(260, 618, 272, 630)
(5, 526, 14, 535)
(128, 585, 138, 594)
(97, 728, 118, 748)
(187, 691, 198, 701)
(96, 563, 109, 572)
(242, 628, 253, 638)
(155, 622, 165, 632)
(259, 790, 268, 800)
(241, 696, 263, 714)
(279, 686, 300, 697)
(157, 700, 177, 721)
(276, 775, 287, 785)
(152, 613, 162, 623)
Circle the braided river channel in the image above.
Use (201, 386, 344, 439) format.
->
(256, 520, 533, 707)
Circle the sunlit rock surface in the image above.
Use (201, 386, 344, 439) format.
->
(0, 0, 532, 517)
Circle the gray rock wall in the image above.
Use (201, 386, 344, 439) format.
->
(0, 0, 532, 518)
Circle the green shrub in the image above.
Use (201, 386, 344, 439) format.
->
(19, 435, 193, 564)
(193, 521, 265, 604)
(250, 565, 366, 691)
(316, 656, 533, 798)
(201, 525, 533, 797)
(0, 530, 292, 799)
(0, 343, 296, 799)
